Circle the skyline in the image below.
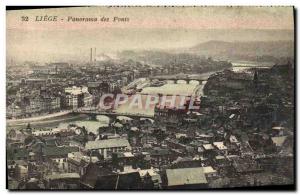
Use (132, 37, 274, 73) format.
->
(6, 6, 295, 190)
(7, 7, 294, 63)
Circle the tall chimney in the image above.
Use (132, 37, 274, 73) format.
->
(90, 48, 93, 63)
(94, 48, 96, 62)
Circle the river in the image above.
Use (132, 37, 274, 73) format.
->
(231, 61, 273, 72)
(7, 82, 206, 134)
(7, 62, 268, 134)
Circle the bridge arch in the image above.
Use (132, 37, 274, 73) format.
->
(189, 80, 200, 85)
(166, 80, 175, 84)
(192, 84, 204, 96)
(176, 80, 188, 84)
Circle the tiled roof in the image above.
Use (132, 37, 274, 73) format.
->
(85, 138, 130, 150)
(271, 136, 287, 147)
(46, 173, 80, 180)
(166, 167, 207, 186)
(43, 146, 79, 157)
(202, 144, 214, 150)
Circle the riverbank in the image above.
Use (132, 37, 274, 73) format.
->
(6, 69, 224, 130)
(6, 112, 89, 130)
(7, 110, 72, 123)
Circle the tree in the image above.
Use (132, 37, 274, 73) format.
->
(143, 172, 154, 189)
(81, 126, 89, 145)
(82, 126, 88, 135)
(26, 123, 31, 130)
(153, 129, 167, 145)
(24, 136, 35, 145)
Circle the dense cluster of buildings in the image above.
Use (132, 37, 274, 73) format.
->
(7, 56, 231, 119)
(6, 59, 294, 190)
(7, 62, 137, 118)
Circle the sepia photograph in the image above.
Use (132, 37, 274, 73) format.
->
(6, 6, 295, 190)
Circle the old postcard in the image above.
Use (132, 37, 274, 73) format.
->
(6, 6, 295, 190)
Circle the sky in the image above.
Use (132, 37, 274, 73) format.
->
(6, 6, 294, 63)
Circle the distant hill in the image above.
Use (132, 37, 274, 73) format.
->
(188, 40, 294, 59)
(117, 40, 294, 65)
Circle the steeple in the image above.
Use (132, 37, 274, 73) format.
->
(253, 69, 259, 90)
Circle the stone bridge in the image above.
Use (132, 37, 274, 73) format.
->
(149, 73, 209, 84)
(73, 107, 154, 120)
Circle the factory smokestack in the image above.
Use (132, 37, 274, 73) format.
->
(94, 48, 96, 62)
(90, 48, 93, 64)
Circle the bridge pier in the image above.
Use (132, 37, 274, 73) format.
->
(149, 75, 209, 85)
(109, 115, 117, 124)
(75, 110, 155, 120)
(89, 114, 97, 120)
